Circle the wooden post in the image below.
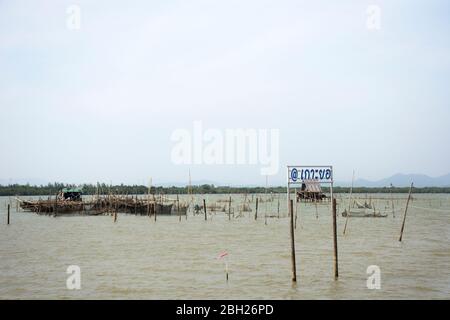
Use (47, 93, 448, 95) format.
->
(7, 204, 10, 225)
(203, 199, 207, 221)
(315, 200, 319, 219)
(343, 170, 355, 235)
(228, 196, 231, 220)
(264, 176, 268, 225)
(264, 208, 267, 226)
(154, 193, 158, 222)
(177, 194, 181, 222)
(289, 199, 297, 282)
(399, 183, 413, 242)
(54, 193, 58, 217)
(114, 211, 117, 223)
(147, 179, 151, 217)
(294, 199, 298, 229)
(277, 195, 280, 218)
(332, 198, 338, 279)
(255, 198, 258, 220)
(391, 184, 395, 218)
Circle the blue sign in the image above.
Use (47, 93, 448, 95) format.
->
(288, 166, 333, 184)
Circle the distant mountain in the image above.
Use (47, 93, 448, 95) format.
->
(343, 173, 450, 188)
(160, 174, 450, 188)
(2, 173, 449, 188)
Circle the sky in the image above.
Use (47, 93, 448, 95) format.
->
(0, 0, 449, 186)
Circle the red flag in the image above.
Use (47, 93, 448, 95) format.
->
(217, 251, 228, 259)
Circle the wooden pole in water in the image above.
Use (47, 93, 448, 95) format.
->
(265, 176, 268, 225)
(294, 193, 298, 229)
(332, 198, 338, 279)
(315, 200, 319, 219)
(225, 260, 229, 282)
(228, 196, 231, 220)
(399, 183, 413, 242)
(177, 194, 181, 222)
(54, 193, 58, 217)
(277, 195, 280, 218)
(114, 211, 117, 223)
(147, 178, 151, 217)
(289, 199, 297, 282)
(7, 204, 10, 225)
(390, 183, 395, 218)
(343, 170, 355, 235)
(265, 208, 267, 225)
(203, 199, 207, 221)
(255, 197, 258, 220)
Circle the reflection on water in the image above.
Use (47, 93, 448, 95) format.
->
(0, 194, 449, 299)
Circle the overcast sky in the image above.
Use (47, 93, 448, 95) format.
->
(1, 0, 449, 186)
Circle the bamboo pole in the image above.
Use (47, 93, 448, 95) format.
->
(289, 199, 297, 282)
(54, 193, 58, 217)
(399, 183, 413, 242)
(277, 195, 280, 218)
(228, 196, 231, 220)
(391, 183, 395, 218)
(203, 199, 207, 221)
(7, 204, 10, 225)
(225, 260, 229, 282)
(332, 198, 338, 279)
(114, 211, 117, 223)
(177, 194, 181, 222)
(315, 199, 319, 219)
(147, 178, 151, 217)
(343, 170, 355, 235)
(265, 208, 267, 226)
(255, 197, 258, 220)
(294, 191, 298, 229)
(265, 176, 268, 225)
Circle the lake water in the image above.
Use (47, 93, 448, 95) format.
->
(0, 193, 449, 299)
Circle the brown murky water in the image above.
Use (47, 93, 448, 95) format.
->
(0, 194, 449, 299)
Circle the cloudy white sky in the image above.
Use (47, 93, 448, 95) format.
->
(0, 0, 449, 186)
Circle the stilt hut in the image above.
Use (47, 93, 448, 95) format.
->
(296, 180, 327, 202)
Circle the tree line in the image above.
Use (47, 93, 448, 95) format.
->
(0, 183, 449, 196)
